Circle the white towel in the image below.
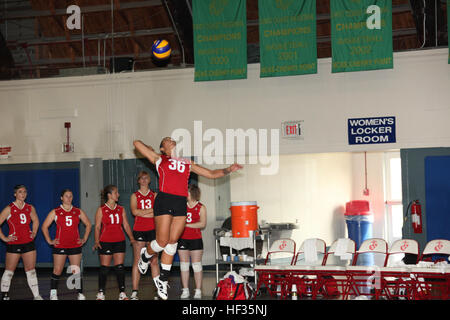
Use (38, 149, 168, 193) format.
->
(335, 238, 352, 260)
(304, 239, 318, 263)
(220, 236, 254, 250)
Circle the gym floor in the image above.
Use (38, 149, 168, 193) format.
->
(1, 266, 271, 301)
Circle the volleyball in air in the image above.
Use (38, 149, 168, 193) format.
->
(152, 39, 171, 60)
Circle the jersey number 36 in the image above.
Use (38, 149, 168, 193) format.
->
(168, 159, 186, 173)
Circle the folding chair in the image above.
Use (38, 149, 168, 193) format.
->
(411, 239, 450, 299)
(254, 238, 296, 299)
(419, 239, 450, 263)
(381, 239, 419, 300)
(286, 238, 326, 299)
(313, 238, 356, 299)
(344, 238, 388, 300)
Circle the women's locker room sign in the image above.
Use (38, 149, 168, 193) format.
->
(348, 116, 396, 145)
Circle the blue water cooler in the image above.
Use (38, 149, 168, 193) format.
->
(345, 200, 374, 266)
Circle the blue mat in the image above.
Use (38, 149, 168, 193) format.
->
(0, 168, 79, 263)
(424, 156, 450, 241)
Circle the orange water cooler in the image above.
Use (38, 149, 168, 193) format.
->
(230, 201, 259, 238)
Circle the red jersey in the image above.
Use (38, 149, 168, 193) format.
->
(180, 202, 203, 240)
(133, 190, 156, 231)
(99, 204, 125, 242)
(156, 155, 191, 197)
(7, 202, 34, 245)
(54, 205, 81, 248)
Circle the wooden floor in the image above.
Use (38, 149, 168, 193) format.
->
(1, 267, 225, 300)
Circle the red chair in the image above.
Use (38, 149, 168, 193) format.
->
(254, 239, 296, 299)
(286, 238, 326, 298)
(411, 239, 450, 299)
(264, 238, 296, 265)
(344, 238, 388, 299)
(381, 239, 419, 300)
(419, 239, 450, 262)
(313, 238, 357, 299)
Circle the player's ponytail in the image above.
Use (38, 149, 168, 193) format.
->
(101, 185, 117, 203)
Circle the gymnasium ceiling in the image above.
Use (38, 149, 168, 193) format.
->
(0, 0, 448, 80)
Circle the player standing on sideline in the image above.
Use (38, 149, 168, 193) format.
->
(93, 185, 136, 300)
(0, 185, 43, 300)
(41, 189, 92, 300)
(130, 171, 160, 300)
(133, 138, 242, 300)
(178, 184, 207, 299)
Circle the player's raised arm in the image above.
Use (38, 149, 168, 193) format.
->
(133, 140, 161, 165)
(191, 163, 243, 179)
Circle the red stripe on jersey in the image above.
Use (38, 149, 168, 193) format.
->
(7, 203, 33, 244)
(156, 155, 191, 197)
(133, 190, 156, 231)
(54, 206, 81, 248)
(99, 204, 125, 242)
(180, 202, 203, 240)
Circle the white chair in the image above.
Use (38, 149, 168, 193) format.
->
(345, 238, 388, 299)
(419, 239, 450, 262)
(382, 239, 420, 300)
(385, 239, 420, 267)
(264, 238, 296, 266)
(256, 239, 296, 299)
(313, 238, 357, 299)
(293, 238, 327, 266)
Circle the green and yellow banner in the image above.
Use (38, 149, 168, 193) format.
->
(331, 0, 393, 73)
(193, 0, 247, 81)
(258, 0, 317, 77)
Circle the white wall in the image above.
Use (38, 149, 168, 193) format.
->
(1, 49, 449, 164)
(351, 152, 387, 240)
(230, 153, 353, 248)
(1, 48, 449, 263)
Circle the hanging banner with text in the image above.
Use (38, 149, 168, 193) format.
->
(258, 0, 317, 77)
(331, 0, 393, 73)
(348, 116, 396, 145)
(193, 0, 247, 81)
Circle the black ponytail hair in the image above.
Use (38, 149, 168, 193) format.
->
(101, 185, 117, 203)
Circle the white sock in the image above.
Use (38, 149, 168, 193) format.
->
(50, 289, 57, 295)
(1, 270, 14, 293)
(144, 249, 153, 260)
(25, 269, 40, 298)
(161, 263, 172, 271)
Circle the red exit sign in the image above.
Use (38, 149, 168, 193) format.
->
(282, 121, 304, 139)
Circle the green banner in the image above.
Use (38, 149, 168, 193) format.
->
(258, 0, 317, 77)
(193, 0, 247, 81)
(331, 0, 393, 73)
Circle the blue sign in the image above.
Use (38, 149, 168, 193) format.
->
(348, 116, 396, 145)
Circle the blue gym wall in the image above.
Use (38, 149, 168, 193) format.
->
(401, 148, 450, 253)
(0, 162, 80, 265)
(0, 159, 198, 268)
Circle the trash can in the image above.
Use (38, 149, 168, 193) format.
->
(345, 200, 374, 266)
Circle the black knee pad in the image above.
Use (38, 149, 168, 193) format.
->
(100, 265, 110, 276)
(114, 264, 124, 272)
(51, 273, 61, 280)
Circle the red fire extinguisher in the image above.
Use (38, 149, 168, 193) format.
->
(410, 200, 423, 234)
